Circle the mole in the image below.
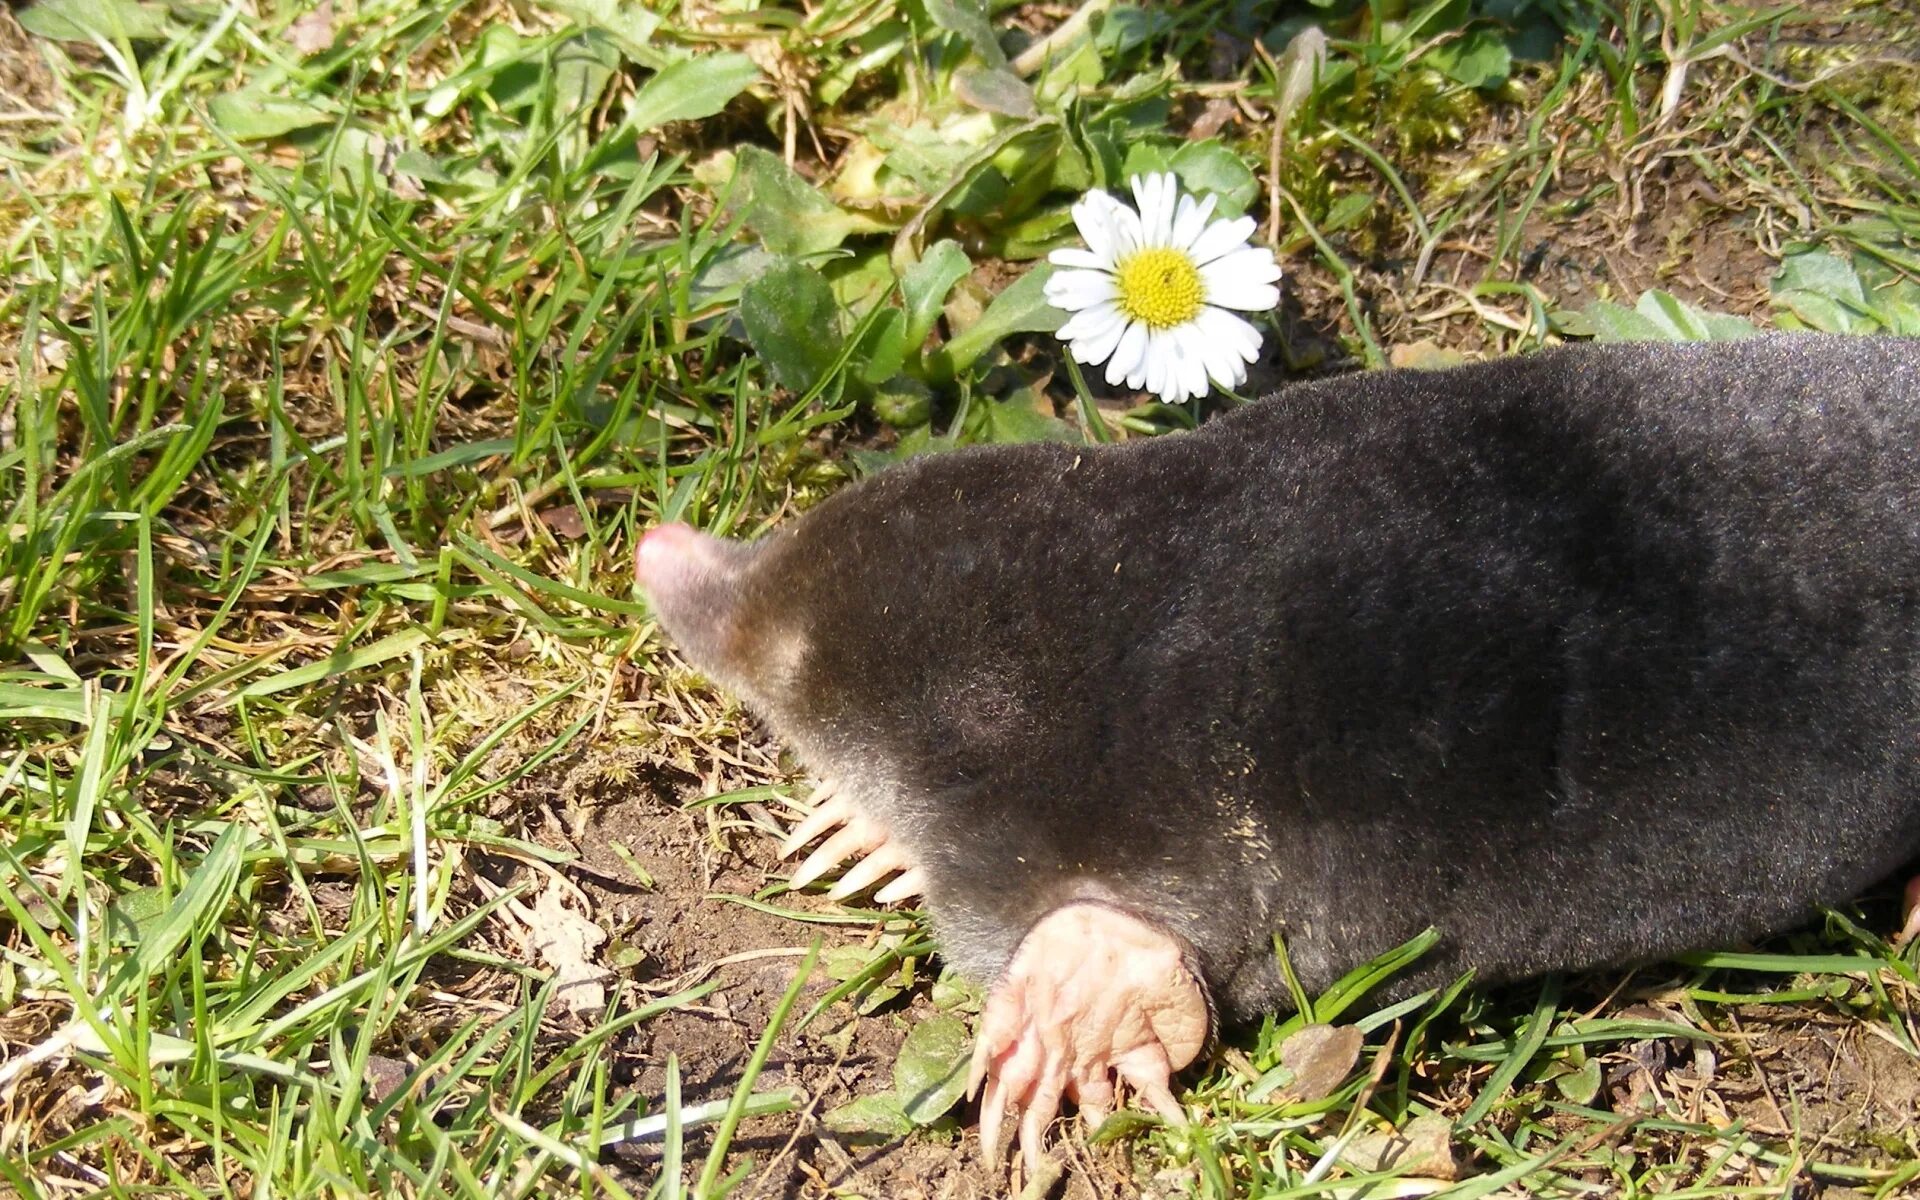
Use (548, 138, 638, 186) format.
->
(632, 333, 1920, 1174)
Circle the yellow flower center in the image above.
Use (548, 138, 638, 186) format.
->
(1114, 247, 1205, 330)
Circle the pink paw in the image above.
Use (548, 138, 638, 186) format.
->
(779, 780, 927, 904)
(1899, 875, 1920, 945)
(967, 902, 1208, 1176)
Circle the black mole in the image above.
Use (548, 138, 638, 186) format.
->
(633, 333, 1920, 1169)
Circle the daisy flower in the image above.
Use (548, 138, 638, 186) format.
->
(1043, 172, 1281, 404)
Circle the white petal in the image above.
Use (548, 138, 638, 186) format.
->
(1128, 324, 1159, 395)
(1048, 247, 1109, 271)
(1110, 197, 1145, 259)
(1044, 268, 1118, 312)
(1105, 321, 1149, 387)
(1067, 305, 1129, 366)
(1171, 192, 1218, 252)
(1200, 261, 1281, 312)
(1155, 173, 1181, 245)
(1188, 214, 1258, 267)
(1059, 299, 1123, 345)
(1134, 172, 1177, 247)
(1196, 306, 1263, 375)
(1196, 317, 1250, 390)
(1172, 325, 1211, 401)
(1070, 191, 1123, 266)
(1198, 248, 1282, 311)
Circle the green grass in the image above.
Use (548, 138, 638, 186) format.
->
(3, 0, 1919, 1195)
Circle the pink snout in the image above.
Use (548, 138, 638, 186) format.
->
(634, 522, 702, 596)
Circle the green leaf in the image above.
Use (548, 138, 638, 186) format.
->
(1170, 141, 1260, 217)
(822, 1093, 915, 1137)
(941, 263, 1064, 373)
(233, 629, 434, 702)
(900, 240, 972, 351)
(1428, 27, 1512, 88)
(954, 67, 1035, 117)
(728, 146, 884, 257)
(382, 438, 516, 478)
(1554, 1056, 1603, 1105)
(1770, 249, 1872, 334)
(894, 1014, 972, 1125)
(858, 310, 911, 385)
(1322, 192, 1374, 233)
(108, 823, 249, 996)
(625, 52, 760, 133)
(977, 399, 1077, 444)
(740, 260, 845, 395)
(1584, 290, 1758, 343)
(551, 30, 622, 121)
(534, 0, 664, 65)
(207, 87, 334, 141)
(871, 376, 933, 427)
(105, 886, 168, 946)
(17, 0, 164, 41)
(924, 0, 1007, 68)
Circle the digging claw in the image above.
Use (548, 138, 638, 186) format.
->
(778, 780, 926, 903)
(778, 780, 848, 858)
(873, 867, 927, 905)
(972, 903, 1208, 1175)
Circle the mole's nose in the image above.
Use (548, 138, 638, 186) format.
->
(634, 522, 699, 592)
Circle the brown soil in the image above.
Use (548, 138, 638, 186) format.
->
(517, 745, 1143, 1198)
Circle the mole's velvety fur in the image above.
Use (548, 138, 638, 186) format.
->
(635, 333, 1920, 1167)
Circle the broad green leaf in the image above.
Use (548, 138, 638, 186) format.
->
(858, 309, 910, 385)
(1554, 1056, 1603, 1104)
(18, 0, 164, 41)
(625, 52, 760, 132)
(105, 886, 167, 946)
(1322, 192, 1373, 232)
(728, 146, 884, 257)
(954, 67, 1035, 117)
(894, 1014, 971, 1125)
(822, 1093, 915, 1137)
(1772, 250, 1862, 300)
(741, 260, 845, 395)
(110, 823, 249, 994)
(976, 397, 1077, 443)
(941, 263, 1064, 372)
(924, 0, 1007, 67)
(1584, 290, 1757, 342)
(207, 88, 334, 140)
(819, 942, 903, 1013)
(900, 240, 972, 351)
(534, 0, 664, 65)
(1770, 249, 1874, 333)
(1428, 27, 1512, 88)
(1171, 141, 1260, 217)
(1119, 142, 1173, 181)
(551, 30, 622, 120)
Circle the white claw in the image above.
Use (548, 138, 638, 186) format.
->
(873, 867, 928, 905)
(980, 1071, 1007, 1171)
(779, 789, 852, 858)
(789, 819, 884, 890)
(826, 842, 912, 901)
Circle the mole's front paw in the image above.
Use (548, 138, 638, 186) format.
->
(966, 902, 1208, 1177)
(779, 780, 926, 903)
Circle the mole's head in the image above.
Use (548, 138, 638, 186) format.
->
(633, 521, 789, 708)
(632, 446, 1104, 785)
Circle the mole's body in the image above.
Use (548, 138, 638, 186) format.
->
(635, 333, 1920, 1166)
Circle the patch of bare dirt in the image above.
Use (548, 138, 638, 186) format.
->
(510, 742, 1143, 1199)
